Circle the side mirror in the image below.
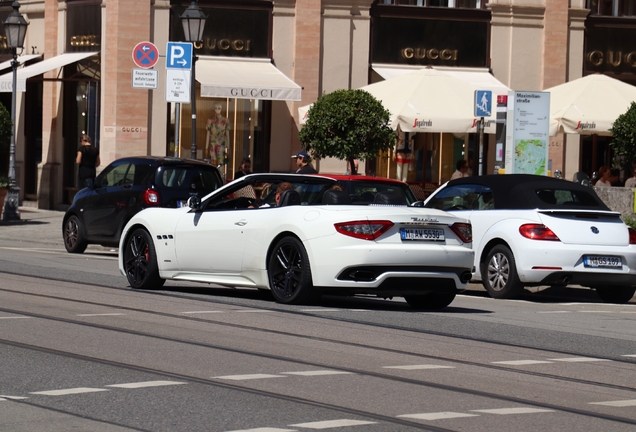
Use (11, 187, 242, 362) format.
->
(187, 196, 202, 210)
(411, 201, 424, 207)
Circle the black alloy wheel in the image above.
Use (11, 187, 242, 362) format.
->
(63, 215, 88, 254)
(405, 292, 456, 310)
(482, 244, 524, 299)
(124, 228, 165, 290)
(268, 236, 319, 305)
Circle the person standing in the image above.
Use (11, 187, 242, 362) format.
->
(625, 163, 636, 188)
(394, 129, 414, 182)
(76, 134, 100, 188)
(292, 151, 317, 174)
(234, 158, 252, 180)
(451, 159, 469, 180)
(594, 165, 612, 187)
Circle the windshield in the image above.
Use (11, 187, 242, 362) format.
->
(343, 181, 417, 205)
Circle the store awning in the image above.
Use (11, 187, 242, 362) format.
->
(372, 64, 511, 96)
(196, 56, 302, 101)
(0, 52, 98, 92)
(0, 54, 43, 72)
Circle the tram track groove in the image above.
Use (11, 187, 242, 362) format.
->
(1, 304, 636, 427)
(1, 282, 635, 394)
(2, 336, 636, 428)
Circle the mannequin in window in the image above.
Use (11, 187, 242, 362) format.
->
(206, 102, 230, 166)
(394, 129, 414, 182)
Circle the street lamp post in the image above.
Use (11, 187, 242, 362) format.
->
(2, 1, 28, 221)
(180, 1, 207, 160)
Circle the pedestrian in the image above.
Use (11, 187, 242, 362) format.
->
(76, 134, 100, 188)
(234, 157, 252, 180)
(451, 159, 469, 180)
(610, 168, 623, 186)
(292, 150, 317, 174)
(625, 163, 636, 188)
(594, 165, 612, 187)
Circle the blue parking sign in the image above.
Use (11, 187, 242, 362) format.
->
(475, 90, 492, 117)
(166, 42, 193, 70)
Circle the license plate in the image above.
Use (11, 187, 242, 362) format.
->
(400, 228, 445, 241)
(583, 255, 622, 269)
(177, 200, 187, 208)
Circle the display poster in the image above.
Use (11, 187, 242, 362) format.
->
(504, 91, 550, 175)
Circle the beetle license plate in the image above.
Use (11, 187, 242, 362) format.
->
(400, 228, 444, 241)
(583, 255, 622, 269)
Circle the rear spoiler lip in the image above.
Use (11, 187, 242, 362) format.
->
(537, 209, 621, 216)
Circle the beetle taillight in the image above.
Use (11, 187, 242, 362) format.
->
(334, 220, 394, 241)
(519, 224, 560, 241)
(450, 222, 472, 243)
(143, 189, 160, 206)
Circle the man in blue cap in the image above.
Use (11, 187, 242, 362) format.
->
(292, 150, 317, 174)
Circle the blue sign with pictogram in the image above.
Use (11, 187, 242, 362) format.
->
(132, 41, 159, 69)
(166, 42, 193, 70)
(475, 90, 492, 117)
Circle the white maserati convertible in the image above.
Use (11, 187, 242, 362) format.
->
(118, 173, 474, 309)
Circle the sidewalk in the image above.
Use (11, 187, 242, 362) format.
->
(0, 206, 119, 253)
(0, 207, 67, 247)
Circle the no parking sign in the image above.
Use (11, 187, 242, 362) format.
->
(132, 41, 159, 69)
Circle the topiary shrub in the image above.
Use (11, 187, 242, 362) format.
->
(298, 89, 396, 175)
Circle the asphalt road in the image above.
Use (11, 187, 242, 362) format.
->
(0, 209, 635, 431)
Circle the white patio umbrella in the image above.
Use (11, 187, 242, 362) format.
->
(299, 67, 497, 133)
(360, 67, 497, 133)
(546, 74, 636, 136)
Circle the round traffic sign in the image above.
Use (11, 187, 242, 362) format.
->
(132, 41, 159, 69)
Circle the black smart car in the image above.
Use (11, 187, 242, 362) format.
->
(63, 156, 223, 253)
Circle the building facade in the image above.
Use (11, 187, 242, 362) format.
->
(0, 0, 635, 209)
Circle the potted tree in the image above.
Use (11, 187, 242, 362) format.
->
(298, 89, 396, 175)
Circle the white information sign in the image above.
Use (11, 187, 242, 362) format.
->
(504, 91, 550, 175)
(132, 69, 158, 89)
(165, 69, 191, 103)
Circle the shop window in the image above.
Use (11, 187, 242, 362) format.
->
(588, 0, 636, 16)
(174, 96, 266, 180)
(380, 0, 485, 8)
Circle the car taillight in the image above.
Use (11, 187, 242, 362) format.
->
(143, 189, 160, 206)
(629, 228, 636, 245)
(450, 222, 472, 243)
(334, 220, 393, 241)
(519, 224, 560, 241)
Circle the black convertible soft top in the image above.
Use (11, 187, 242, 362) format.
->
(446, 174, 611, 211)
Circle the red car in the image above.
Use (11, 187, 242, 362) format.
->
(318, 174, 418, 205)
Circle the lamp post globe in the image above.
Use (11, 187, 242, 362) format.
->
(180, 1, 207, 160)
(2, 1, 28, 221)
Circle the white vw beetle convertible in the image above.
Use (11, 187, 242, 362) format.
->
(119, 173, 474, 309)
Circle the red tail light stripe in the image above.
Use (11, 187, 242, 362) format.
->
(334, 220, 394, 241)
(519, 224, 560, 241)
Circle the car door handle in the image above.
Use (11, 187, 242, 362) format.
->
(235, 220, 247, 226)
